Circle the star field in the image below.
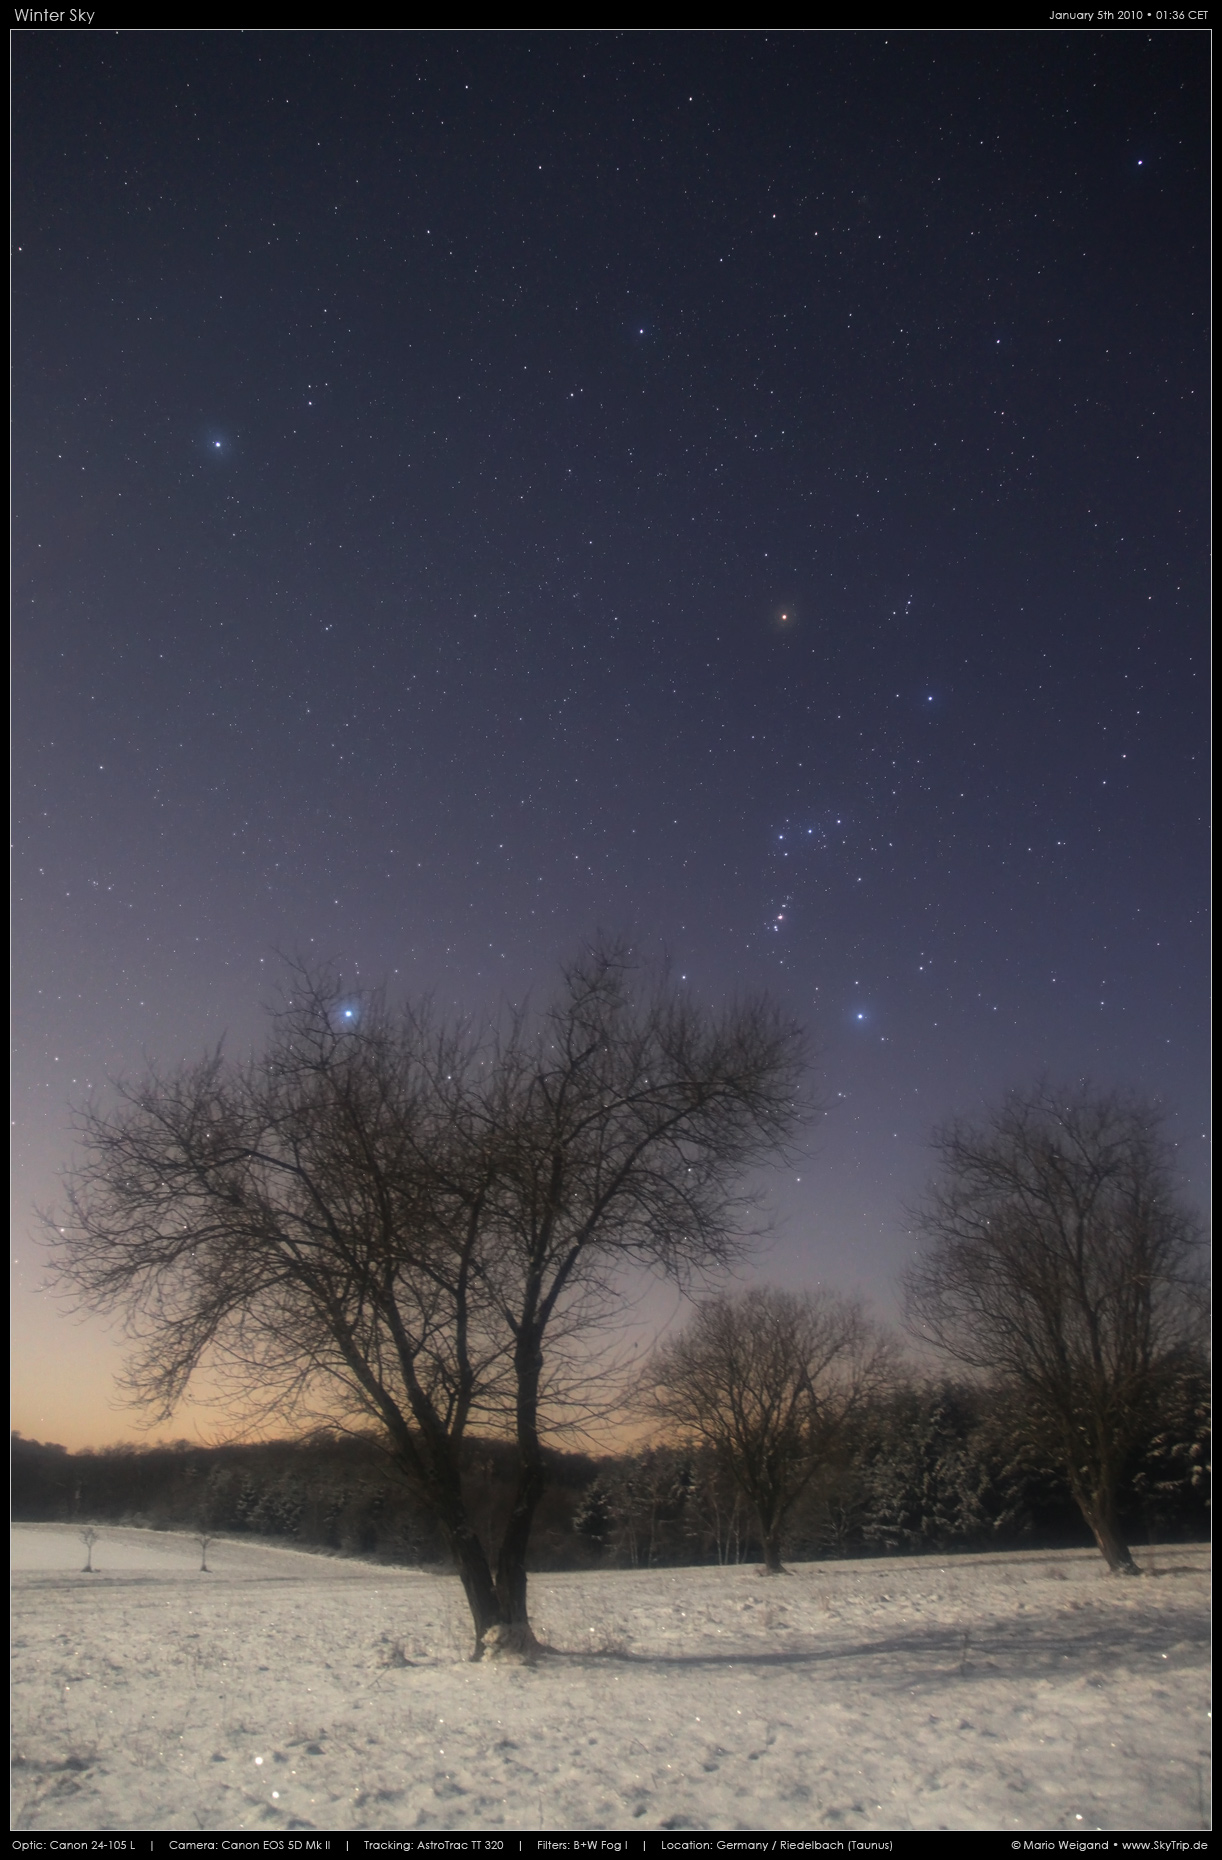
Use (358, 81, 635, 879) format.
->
(11, 32, 1209, 1445)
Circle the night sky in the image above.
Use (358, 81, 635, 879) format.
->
(12, 32, 1209, 1449)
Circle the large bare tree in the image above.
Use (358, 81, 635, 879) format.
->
(47, 947, 807, 1654)
(646, 1286, 893, 1572)
(903, 1083, 1207, 1574)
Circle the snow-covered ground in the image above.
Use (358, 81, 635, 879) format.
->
(10, 1523, 1210, 1833)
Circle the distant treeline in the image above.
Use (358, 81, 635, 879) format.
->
(12, 1374, 1208, 1569)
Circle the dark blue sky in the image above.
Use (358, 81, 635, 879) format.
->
(12, 31, 1209, 1445)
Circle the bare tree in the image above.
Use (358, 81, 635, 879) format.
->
(79, 1526, 100, 1573)
(195, 1531, 215, 1572)
(47, 946, 807, 1655)
(646, 1287, 893, 1573)
(903, 1083, 1208, 1574)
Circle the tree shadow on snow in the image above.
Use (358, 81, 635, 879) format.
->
(551, 1610, 1210, 1680)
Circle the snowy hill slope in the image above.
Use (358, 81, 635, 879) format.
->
(10, 1524, 1210, 1833)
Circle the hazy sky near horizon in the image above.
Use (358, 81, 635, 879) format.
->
(12, 31, 1208, 1450)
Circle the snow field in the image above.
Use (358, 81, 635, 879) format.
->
(10, 1524, 1210, 1834)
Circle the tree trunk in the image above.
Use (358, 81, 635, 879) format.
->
(394, 1444, 505, 1657)
(447, 1518, 508, 1651)
(1072, 1478, 1141, 1575)
(1080, 1503, 1141, 1574)
(493, 1460, 547, 1632)
(488, 1330, 548, 1657)
(758, 1509, 785, 1574)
